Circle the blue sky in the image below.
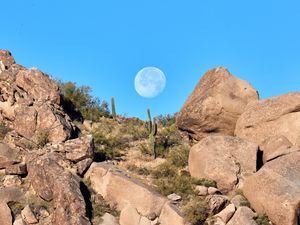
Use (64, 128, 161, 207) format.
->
(1, 0, 300, 119)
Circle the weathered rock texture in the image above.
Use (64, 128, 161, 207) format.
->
(176, 67, 258, 140)
(86, 162, 187, 225)
(189, 135, 258, 191)
(226, 207, 257, 225)
(27, 154, 90, 225)
(235, 92, 300, 146)
(0, 50, 75, 143)
(243, 151, 300, 225)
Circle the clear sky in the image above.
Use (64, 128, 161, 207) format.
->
(1, 0, 300, 119)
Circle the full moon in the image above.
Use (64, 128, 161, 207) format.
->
(134, 67, 166, 98)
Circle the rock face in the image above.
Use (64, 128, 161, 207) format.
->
(86, 162, 187, 225)
(243, 151, 300, 225)
(27, 154, 90, 225)
(226, 207, 257, 225)
(0, 203, 13, 225)
(176, 67, 258, 140)
(0, 50, 75, 143)
(235, 92, 300, 146)
(260, 135, 299, 163)
(189, 135, 258, 191)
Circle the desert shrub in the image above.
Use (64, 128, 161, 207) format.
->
(154, 174, 195, 196)
(126, 164, 150, 176)
(156, 114, 176, 127)
(58, 81, 109, 121)
(92, 130, 123, 160)
(192, 178, 217, 188)
(36, 131, 49, 147)
(255, 214, 270, 225)
(182, 197, 208, 225)
(166, 145, 190, 168)
(119, 118, 148, 140)
(151, 162, 177, 179)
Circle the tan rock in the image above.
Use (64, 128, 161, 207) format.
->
(0, 203, 13, 225)
(206, 195, 229, 214)
(196, 186, 208, 196)
(76, 158, 93, 175)
(14, 106, 37, 140)
(119, 204, 141, 225)
(16, 68, 60, 104)
(0, 50, 15, 69)
(213, 203, 235, 223)
(207, 217, 225, 225)
(235, 92, 300, 146)
(0, 187, 23, 203)
(230, 195, 247, 208)
(260, 135, 299, 163)
(85, 162, 167, 218)
(27, 155, 90, 225)
(64, 135, 94, 162)
(99, 213, 118, 225)
(13, 215, 25, 225)
(208, 187, 219, 195)
(189, 135, 258, 192)
(159, 203, 186, 225)
(21, 205, 38, 224)
(243, 151, 300, 225)
(0, 142, 19, 169)
(226, 207, 257, 225)
(5, 162, 27, 175)
(3, 175, 22, 187)
(176, 67, 258, 140)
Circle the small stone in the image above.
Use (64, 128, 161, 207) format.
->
(5, 162, 27, 175)
(214, 203, 236, 223)
(196, 185, 208, 196)
(76, 158, 93, 175)
(167, 193, 182, 202)
(3, 175, 22, 187)
(21, 205, 38, 224)
(208, 187, 219, 195)
(206, 195, 229, 214)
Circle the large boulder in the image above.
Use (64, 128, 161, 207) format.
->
(189, 135, 258, 192)
(176, 67, 258, 140)
(27, 154, 90, 225)
(259, 135, 299, 163)
(243, 151, 300, 225)
(235, 92, 300, 146)
(85, 162, 167, 219)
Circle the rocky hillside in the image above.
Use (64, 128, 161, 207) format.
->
(0, 50, 299, 225)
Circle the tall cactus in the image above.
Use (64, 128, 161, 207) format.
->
(111, 97, 116, 118)
(147, 109, 158, 158)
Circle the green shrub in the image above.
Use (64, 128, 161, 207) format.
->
(156, 114, 176, 127)
(192, 178, 217, 188)
(151, 162, 177, 179)
(255, 213, 270, 225)
(92, 130, 123, 160)
(154, 174, 195, 196)
(182, 197, 208, 225)
(166, 145, 190, 168)
(58, 81, 109, 121)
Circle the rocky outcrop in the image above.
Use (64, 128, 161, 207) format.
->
(189, 135, 258, 191)
(86, 162, 187, 225)
(27, 154, 90, 225)
(235, 92, 300, 146)
(176, 67, 258, 140)
(0, 50, 75, 143)
(243, 151, 300, 225)
(0, 203, 13, 225)
(226, 207, 257, 225)
(259, 135, 299, 163)
(0, 142, 20, 168)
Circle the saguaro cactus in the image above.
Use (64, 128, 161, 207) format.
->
(147, 109, 158, 158)
(111, 97, 116, 118)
